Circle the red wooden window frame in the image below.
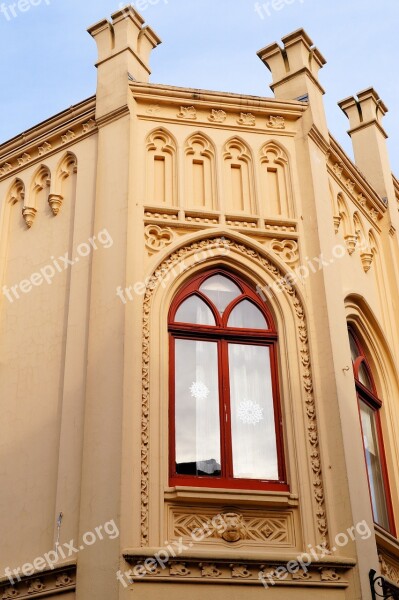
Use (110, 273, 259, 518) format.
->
(168, 269, 288, 492)
(349, 327, 396, 535)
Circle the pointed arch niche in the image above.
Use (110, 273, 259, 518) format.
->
(29, 165, 51, 223)
(146, 129, 177, 206)
(0, 178, 25, 288)
(223, 138, 255, 214)
(259, 142, 293, 218)
(51, 152, 78, 216)
(184, 133, 217, 210)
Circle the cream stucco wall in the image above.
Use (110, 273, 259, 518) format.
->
(1, 7, 399, 600)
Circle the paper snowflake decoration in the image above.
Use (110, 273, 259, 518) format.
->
(190, 381, 210, 401)
(237, 400, 264, 425)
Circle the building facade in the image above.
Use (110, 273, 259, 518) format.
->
(1, 6, 399, 600)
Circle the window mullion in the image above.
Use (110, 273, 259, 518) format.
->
(220, 339, 233, 480)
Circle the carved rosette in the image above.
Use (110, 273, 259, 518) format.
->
(170, 563, 191, 577)
(208, 109, 227, 123)
(2, 588, 19, 599)
(27, 579, 46, 593)
(38, 142, 52, 156)
(237, 112, 256, 126)
(268, 115, 285, 129)
(320, 568, 341, 582)
(17, 153, 31, 166)
(200, 563, 222, 578)
(141, 238, 329, 547)
(231, 564, 251, 578)
(61, 130, 76, 144)
(269, 239, 299, 266)
(177, 106, 197, 120)
(145, 225, 174, 253)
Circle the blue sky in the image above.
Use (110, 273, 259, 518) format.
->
(1, 0, 398, 174)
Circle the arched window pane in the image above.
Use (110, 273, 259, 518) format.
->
(228, 300, 268, 329)
(349, 331, 360, 362)
(175, 296, 215, 325)
(360, 400, 390, 529)
(358, 362, 373, 391)
(199, 275, 241, 314)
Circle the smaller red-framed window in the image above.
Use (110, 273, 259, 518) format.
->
(348, 327, 396, 535)
(168, 269, 288, 492)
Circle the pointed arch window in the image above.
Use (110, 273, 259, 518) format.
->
(348, 328, 395, 534)
(168, 270, 287, 491)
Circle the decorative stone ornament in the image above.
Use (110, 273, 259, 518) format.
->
(344, 234, 357, 255)
(237, 112, 256, 126)
(218, 513, 248, 543)
(48, 194, 64, 216)
(268, 115, 285, 129)
(208, 109, 227, 123)
(333, 215, 341, 234)
(361, 251, 374, 273)
(22, 206, 37, 229)
(144, 225, 174, 252)
(177, 106, 197, 120)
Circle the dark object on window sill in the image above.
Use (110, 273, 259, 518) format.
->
(176, 459, 221, 477)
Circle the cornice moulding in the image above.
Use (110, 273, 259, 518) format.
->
(392, 174, 399, 202)
(123, 548, 356, 566)
(130, 82, 308, 118)
(347, 119, 388, 140)
(328, 135, 387, 214)
(123, 550, 355, 587)
(0, 562, 76, 596)
(0, 102, 97, 182)
(271, 67, 325, 96)
(96, 105, 130, 128)
(308, 125, 330, 155)
(0, 97, 95, 159)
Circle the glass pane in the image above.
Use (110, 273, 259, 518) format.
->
(228, 344, 279, 480)
(358, 362, 373, 391)
(228, 300, 268, 329)
(349, 331, 360, 363)
(360, 400, 390, 530)
(199, 275, 241, 315)
(175, 296, 215, 325)
(175, 339, 221, 477)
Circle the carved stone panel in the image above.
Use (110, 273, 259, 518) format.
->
(168, 506, 295, 548)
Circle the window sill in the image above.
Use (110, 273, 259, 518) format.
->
(375, 524, 399, 557)
(165, 486, 299, 508)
